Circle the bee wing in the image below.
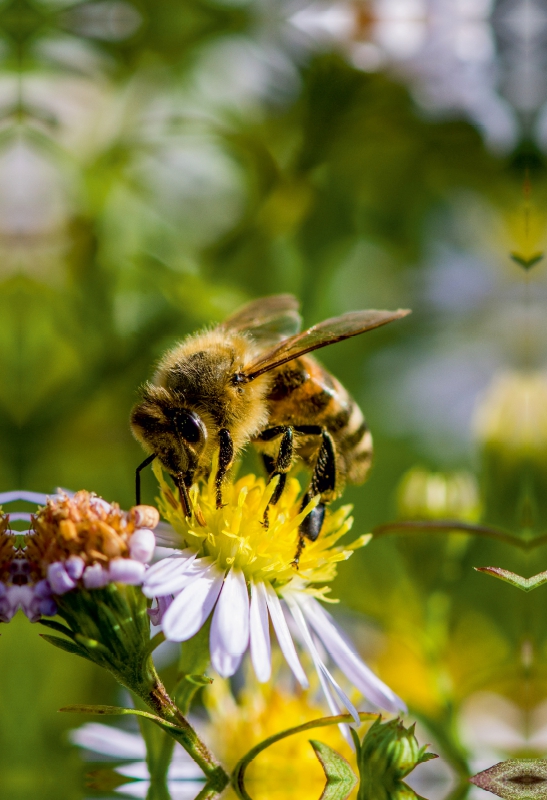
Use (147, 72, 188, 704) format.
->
(242, 308, 411, 380)
(221, 294, 302, 344)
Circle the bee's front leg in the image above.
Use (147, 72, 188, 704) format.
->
(215, 428, 234, 509)
(135, 454, 156, 505)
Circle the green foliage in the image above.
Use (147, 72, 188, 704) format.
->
(309, 739, 358, 800)
(0, 0, 541, 793)
(471, 759, 547, 800)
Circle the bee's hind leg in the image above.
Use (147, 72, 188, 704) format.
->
(293, 430, 337, 567)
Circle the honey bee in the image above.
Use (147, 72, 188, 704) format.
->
(131, 296, 409, 560)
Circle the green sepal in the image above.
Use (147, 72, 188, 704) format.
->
(40, 634, 93, 662)
(417, 750, 438, 765)
(310, 740, 358, 800)
(74, 633, 111, 656)
(38, 619, 77, 639)
(350, 728, 362, 758)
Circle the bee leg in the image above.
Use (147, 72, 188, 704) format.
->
(135, 454, 156, 505)
(293, 430, 336, 567)
(258, 425, 295, 515)
(215, 428, 234, 509)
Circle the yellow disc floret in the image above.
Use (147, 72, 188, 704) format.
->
(153, 459, 369, 598)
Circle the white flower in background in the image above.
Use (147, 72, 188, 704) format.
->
(144, 463, 406, 721)
(70, 722, 205, 799)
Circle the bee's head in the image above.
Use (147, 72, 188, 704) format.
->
(131, 385, 208, 479)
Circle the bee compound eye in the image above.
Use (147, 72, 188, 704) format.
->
(177, 410, 206, 444)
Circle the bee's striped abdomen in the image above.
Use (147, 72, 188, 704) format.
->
(265, 355, 373, 492)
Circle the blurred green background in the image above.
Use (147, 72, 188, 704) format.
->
(1, 0, 547, 797)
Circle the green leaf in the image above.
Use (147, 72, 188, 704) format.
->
(39, 634, 93, 662)
(470, 758, 547, 799)
(475, 567, 547, 592)
(38, 619, 76, 639)
(59, 704, 183, 733)
(310, 740, 358, 800)
(231, 712, 377, 800)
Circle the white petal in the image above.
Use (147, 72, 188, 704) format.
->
(144, 550, 196, 581)
(115, 781, 206, 799)
(69, 723, 146, 759)
(143, 556, 209, 598)
(250, 581, 271, 683)
(300, 596, 406, 713)
(264, 584, 308, 688)
(210, 569, 250, 677)
(168, 761, 206, 780)
(0, 490, 50, 504)
(117, 759, 203, 782)
(116, 762, 150, 779)
(162, 565, 224, 641)
(153, 521, 186, 548)
(286, 595, 359, 724)
(115, 781, 151, 798)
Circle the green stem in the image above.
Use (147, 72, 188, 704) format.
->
(137, 679, 229, 791)
(372, 519, 525, 549)
(151, 731, 176, 786)
(231, 711, 377, 800)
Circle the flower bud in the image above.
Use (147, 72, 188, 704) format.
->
(397, 468, 480, 522)
(357, 717, 436, 799)
(129, 528, 156, 563)
(473, 371, 547, 530)
(130, 505, 160, 529)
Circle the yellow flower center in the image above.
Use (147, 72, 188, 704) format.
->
(203, 677, 357, 798)
(153, 460, 369, 596)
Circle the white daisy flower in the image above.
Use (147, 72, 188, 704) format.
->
(143, 463, 406, 721)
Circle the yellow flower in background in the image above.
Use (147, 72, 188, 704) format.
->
(202, 675, 359, 800)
